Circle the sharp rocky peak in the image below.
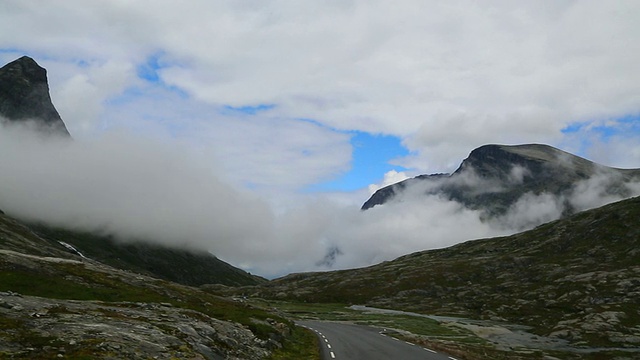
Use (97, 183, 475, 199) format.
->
(0, 56, 71, 137)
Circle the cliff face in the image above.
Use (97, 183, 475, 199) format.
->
(0, 56, 70, 137)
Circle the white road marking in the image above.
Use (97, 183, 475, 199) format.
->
(327, 344, 332, 349)
(330, 351, 336, 358)
(405, 341, 415, 345)
(424, 348, 437, 353)
(324, 338, 329, 343)
(449, 357, 458, 360)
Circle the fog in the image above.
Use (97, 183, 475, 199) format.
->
(1, 125, 638, 278)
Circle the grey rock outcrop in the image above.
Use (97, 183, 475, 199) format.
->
(0, 292, 269, 360)
(0, 56, 71, 137)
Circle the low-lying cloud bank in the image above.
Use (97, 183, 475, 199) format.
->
(1, 125, 638, 278)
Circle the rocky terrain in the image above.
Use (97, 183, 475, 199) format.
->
(249, 196, 640, 357)
(0, 211, 303, 359)
(0, 56, 70, 137)
(363, 144, 640, 219)
(0, 56, 308, 358)
(0, 278, 270, 360)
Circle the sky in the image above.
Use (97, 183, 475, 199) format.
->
(0, 1, 639, 277)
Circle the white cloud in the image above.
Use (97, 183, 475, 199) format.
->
(495, 192, 566, 231)
(0, 125, 503, 277)
(2, 0, 639, 177)
(94, 85, 353, 190)
(52, 60, 135, 137)
(0, 125, 638, 278)
(368, 170, 409, 194)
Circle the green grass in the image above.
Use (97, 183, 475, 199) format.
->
(268, 301, 473, 337)
(268, 326, 320, 360)
(257, 300, 640, 360)
(0, 265, 167, 303)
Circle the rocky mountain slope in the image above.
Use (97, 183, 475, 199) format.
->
(0, 210, 306, 359)
(252, 196, 640, 353)
(0, 56, 70, 137)
(363, 144, 640, 219)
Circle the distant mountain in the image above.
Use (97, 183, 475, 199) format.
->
(253, 196, 640, 350)
(363, 144, 640, 218)
(0, 56, 70, 136)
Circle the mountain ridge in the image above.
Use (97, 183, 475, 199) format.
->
(362, 144, 640, 219)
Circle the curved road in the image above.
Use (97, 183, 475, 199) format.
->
(298, 320, 457, 360)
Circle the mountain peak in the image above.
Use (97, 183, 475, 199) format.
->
(0, 56, 71, 137)
(453, 143, 596, 180)
(362, 143, 640, 215)
(8, 56, 48, 82)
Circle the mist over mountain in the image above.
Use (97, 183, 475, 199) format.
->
(364, 143, 640, 229)
(1, 57, 640, 278)
(0, 57, 265, 285)
(2, 126, 639, 277)
(0, 56, 70, 137)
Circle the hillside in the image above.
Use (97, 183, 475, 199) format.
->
(253, 196, 640, 350)
(30, 224, 266, 287)
(0, 209, 264, 287)
(0, 210, 313, 359)
(363, 144, 640, 218)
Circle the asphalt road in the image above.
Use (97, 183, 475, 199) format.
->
(298, 320, 457, 360)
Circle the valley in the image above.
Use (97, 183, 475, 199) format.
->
(2, 185, 640, 359)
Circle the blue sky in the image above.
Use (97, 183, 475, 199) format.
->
(114, 52, 413, 192)
(309, 132, 409, 192)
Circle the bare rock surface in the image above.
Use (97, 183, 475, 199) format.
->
(0, 291, 268, 359)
